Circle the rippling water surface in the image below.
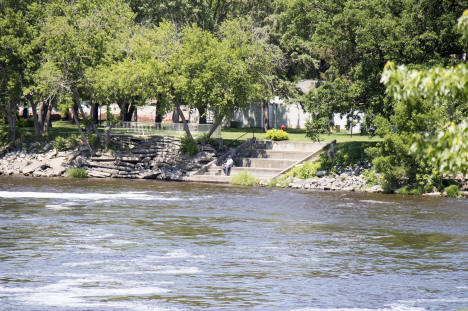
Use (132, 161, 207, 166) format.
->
(0, 176, 467, 311)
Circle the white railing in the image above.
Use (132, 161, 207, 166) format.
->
(109, 122, 221, 138)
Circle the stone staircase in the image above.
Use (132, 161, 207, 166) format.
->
(188, 140, 328, 184)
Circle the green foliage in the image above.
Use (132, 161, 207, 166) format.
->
(362, 169, 381, 186)
(275, 175, 293, 188)
(412, 121, 468, 177)
(267, 178, 278, 187)
(396, 185, 423, 196)
(289, 161, 320, 179)
(275, 0, 465, 116)
(0, 126, 10, 147)
(53, 135, 80, 151)
(265, 129, 289, 141)
(67, 168, 88, 178)
(230, 170, 259, 187)
(376, 11, 468, 189)
(305, 117, 328, 142)
(86, 133, 100, 148)
(196, 133, 217, 147)
(17, 118, 34, 127)
(180, 135, 198, 156)
(320, 142, 375, 172)
(444, 185, 460, 198)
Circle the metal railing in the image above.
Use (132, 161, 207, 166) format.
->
(109, 122, 221, 138)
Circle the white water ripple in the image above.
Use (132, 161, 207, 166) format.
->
(0, 191, 181, 202)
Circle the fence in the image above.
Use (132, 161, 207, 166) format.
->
(109, 122, 221, 138)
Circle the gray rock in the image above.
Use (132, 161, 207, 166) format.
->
(22, 160, 44, 175)
(316, 170, 327, 177)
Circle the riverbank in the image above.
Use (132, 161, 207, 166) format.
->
(0, 136, 217, 181)
(1, 137, 467, 197)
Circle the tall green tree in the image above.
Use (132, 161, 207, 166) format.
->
(369, 10, 468, 192)
(275, 0, 465, 122)
(40, 0, 135, 152)
(0, 0, 41, 145)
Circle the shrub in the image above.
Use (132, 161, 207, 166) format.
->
(362, 169, 381, 186)
(0, 126, 9, 147)
(196, 133, 217, 146)
(265, 129, 289, 141)
(396, 185, 422, 195)
(52, 136, 69, 151)
(53, 135, 80, 151)
(230, 170, 259, 186)
(86, 133, 100, 148)
(180, 135, 198, 156)
(444, 185, 459, 198)
(67, 168, 88, 178)
(289, 161, 321, 179)
(276, 175, 293, 187)
(320, 142, 376, 172)
(67, 135, 80, 150)
(17, 118, 34, 127)
(267, 178, 278, 187)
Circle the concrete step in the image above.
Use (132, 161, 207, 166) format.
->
(231, 167, 283, 177)
(249, 150, 311, 160)
(187, 175, 232, 183)
(238, 158, 297, 169)
(204, 166, 225, 176)
(253, 141, 327, 152)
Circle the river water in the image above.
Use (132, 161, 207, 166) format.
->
(0, 176, 467, 311)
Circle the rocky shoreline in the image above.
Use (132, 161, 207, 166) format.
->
(0, 136, 217, 181)
(1, 137, 467, 197)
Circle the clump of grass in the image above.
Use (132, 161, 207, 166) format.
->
(67, 168, 88, 178)
(289, 161, 321, 179)
(444, 185, 459, 198)
(267, 178, 278, 187)
(230, 170, 259, 186)
(395, 185, 422, 195)
(276, 175, 293, 187)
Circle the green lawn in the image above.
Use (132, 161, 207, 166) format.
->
(15, 121, 380, 145)
(221, 127, 381, 143)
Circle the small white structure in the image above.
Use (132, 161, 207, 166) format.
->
(229, 79, 364, 132)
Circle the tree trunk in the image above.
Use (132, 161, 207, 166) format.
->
(206, 121, 220, 138)
(155, 105, 162, 123)
(198, 106, 207, 124)
(6, 101, 17, 146)
(37, 101, 46, 134)
(119, 101, 135, 122)
(125, 103, 135, 122)
(172, 109, 179, 123)
(90, 102, 99, 125)
(71, 88, 94, 154)
(42, 97, 54, 135)
(262, 100, 269, 133)
(29, 97, 41, 140)
(175, 101, 193, 141)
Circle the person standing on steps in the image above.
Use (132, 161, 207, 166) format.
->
(223, 155, 234, 176)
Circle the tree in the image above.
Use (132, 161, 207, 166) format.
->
(274, 0, 465, 120)
(371, 10, 468, 191)
(0, 1, 41, 145)
(40, 0, 136, 152)
(129, 0, 275, 31)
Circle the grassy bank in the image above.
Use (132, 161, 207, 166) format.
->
(221, 127, 380, 143)
(9, 120, 379, 147)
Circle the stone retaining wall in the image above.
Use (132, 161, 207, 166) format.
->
(0, 136, 217, 180)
